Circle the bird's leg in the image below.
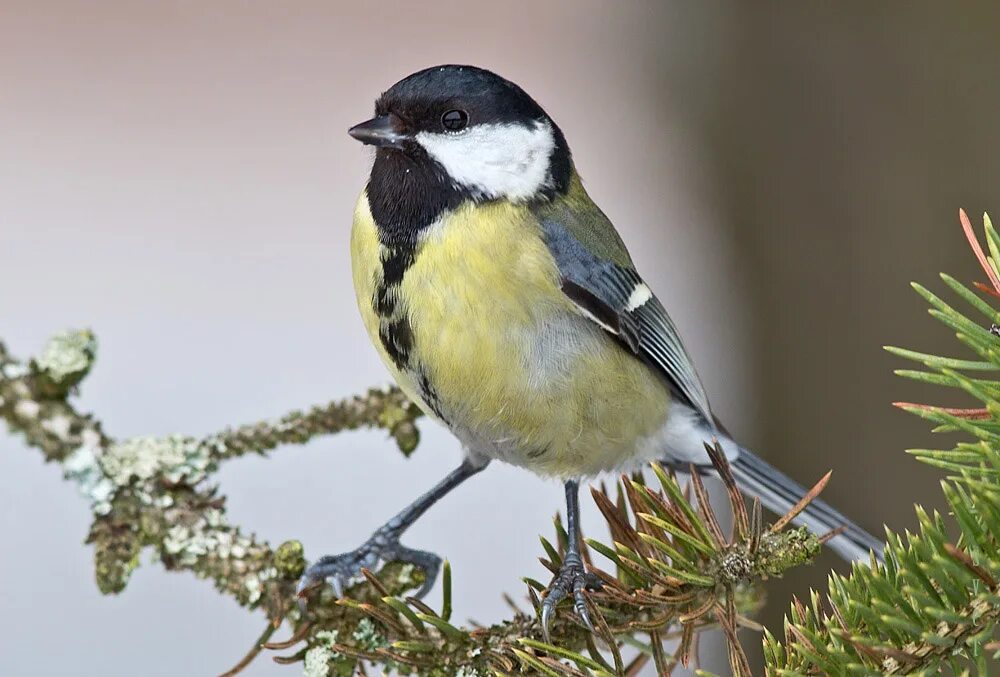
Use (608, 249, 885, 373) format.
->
(540, 479, 603, 639)
(297, 457, 488, 600)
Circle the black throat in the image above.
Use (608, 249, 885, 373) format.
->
(366, 147, 474, 245)
(366, 148, 470, 373)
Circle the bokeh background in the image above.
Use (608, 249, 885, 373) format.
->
(3, 2, 999, 674)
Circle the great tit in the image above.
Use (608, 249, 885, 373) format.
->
(298, 64, 884, 635)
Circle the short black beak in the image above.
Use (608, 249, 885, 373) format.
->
(348, 113, 410, 149)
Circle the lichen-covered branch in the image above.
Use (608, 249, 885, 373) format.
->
(1, 331, 821, 676)
(202, 387, 422, 462)
(1, 331, 108, 462)
(0, 331, 421, 617)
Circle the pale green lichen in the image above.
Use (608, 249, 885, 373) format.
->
(351, 617, 386, 651)
(219, 535, 246, 560)
(303, 630, 343, 677)
(100, 434, 214, 487)
(303, 645, 332, 677)
(35, 329, 97, 389)
(456, 664, 490, 677)
(13, 398, 40, 420)
(243, 566, 277, 604)
(397, 563, 416, 587)
(244, 574, 263, 604)
(63, 443, 116, 515)
(162, 508, 246, 567)
(160, 505, 274, 603)
(164, 523, 216, 566)
(1, 361, 29, 379)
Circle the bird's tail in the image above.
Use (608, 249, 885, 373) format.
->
(728, 447, 884, 563)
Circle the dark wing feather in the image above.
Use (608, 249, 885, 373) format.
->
(539, 215, 714, 422)
(560, 278, 641, 353)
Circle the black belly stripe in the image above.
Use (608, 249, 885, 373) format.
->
(374, 239, 418, 369)
(380, 317, 413, 369)
(374, 284, 397, 316)
(417, 370, 448, 423)
(381, 246, 414, 285)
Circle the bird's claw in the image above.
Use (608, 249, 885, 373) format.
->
(540, 553, 603, 641)
(296, 547, 378, 599)
(296, 532, 442, 605)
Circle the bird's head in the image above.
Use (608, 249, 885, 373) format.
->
(351, 65, 571, 205)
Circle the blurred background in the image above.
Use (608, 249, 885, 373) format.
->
(3, 1, 998, 674)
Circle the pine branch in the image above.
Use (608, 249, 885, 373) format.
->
(0, 330, 822, 676)
(765, 210, 1000, 675)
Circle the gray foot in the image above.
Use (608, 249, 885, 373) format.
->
(296, 531, 441, 600)
(540, 552, 603, 640)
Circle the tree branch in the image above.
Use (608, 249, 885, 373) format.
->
(1, 331, 822, 676)
(8, 211, 1000, 675)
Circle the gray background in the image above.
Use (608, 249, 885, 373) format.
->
(3, 2, 998, 675)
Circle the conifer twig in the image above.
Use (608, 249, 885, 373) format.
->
(768, 210, 1000, 674)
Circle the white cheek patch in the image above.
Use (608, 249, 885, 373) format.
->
(415, 120, 556, 201)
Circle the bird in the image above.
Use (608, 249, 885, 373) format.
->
(297, 64, 884, 637)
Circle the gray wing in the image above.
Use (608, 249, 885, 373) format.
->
(539, 216, 714, 423)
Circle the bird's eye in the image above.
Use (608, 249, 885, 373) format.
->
(441, 109, 469, 132)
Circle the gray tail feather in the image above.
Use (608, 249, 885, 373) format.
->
(729, 448, 884, 563)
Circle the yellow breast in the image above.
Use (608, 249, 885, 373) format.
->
(350, 193, 671, 477)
